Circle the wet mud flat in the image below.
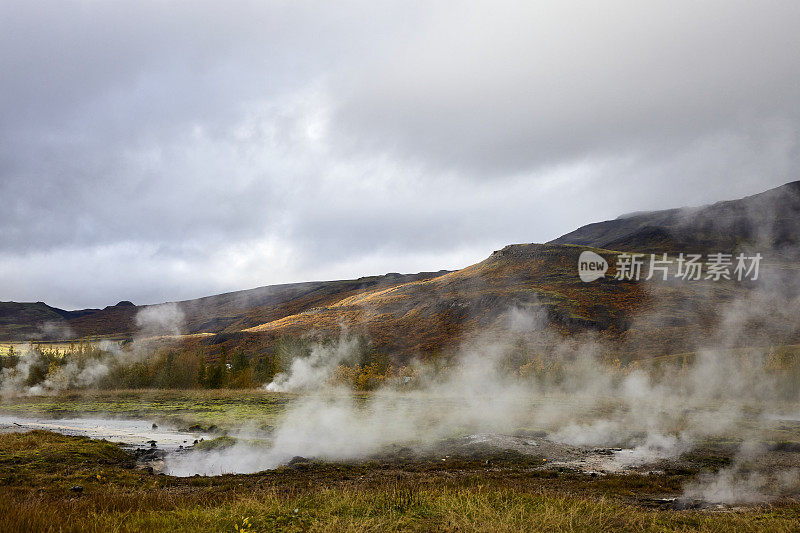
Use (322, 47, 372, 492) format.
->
(0, 415, 210, 450)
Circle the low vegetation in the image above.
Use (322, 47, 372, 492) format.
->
(4, 336, 800, 399)
(1, 431, 799, 532)
(0, 389, 293, 431)
(0, 335, 410, 392)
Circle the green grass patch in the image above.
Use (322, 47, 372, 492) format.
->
(193, 435, 238, 450)
(0, 389, 293, 430)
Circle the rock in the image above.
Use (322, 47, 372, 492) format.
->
(672, 498, 703, 510)
(69, 485, 83, 493)
(288, 456, 309, 465)
(147, 440, 157, 448)
(152, 423, 158, 429)
(592, 448, 617, 456)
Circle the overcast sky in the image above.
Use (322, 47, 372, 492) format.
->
(2, 1, 799, 309)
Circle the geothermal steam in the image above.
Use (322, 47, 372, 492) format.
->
(165, 279, 800, 505)
(0, 303, 184, 396)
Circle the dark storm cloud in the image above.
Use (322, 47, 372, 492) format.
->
(0, 1, 798, 309)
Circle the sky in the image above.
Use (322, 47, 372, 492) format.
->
(1, 1, 799, 309)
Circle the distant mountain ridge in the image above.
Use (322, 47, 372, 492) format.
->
(0, 271, 450, 341)
(549, 181, 800, 254)
(3, 181, 799, 359)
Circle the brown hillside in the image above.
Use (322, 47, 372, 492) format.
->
(235, 244, 649, 358)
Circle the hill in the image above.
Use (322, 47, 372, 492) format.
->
(549, 181, 800, 255)
(3, 181, 800, 361)
(0, 271, 449, 341)
(234, 244, 645, 355)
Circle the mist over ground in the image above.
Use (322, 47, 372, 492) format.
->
(160, 272, 800, 505)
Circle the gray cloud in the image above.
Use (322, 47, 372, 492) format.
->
(332, 1, 800, 175)
(0, 1, 798, 309)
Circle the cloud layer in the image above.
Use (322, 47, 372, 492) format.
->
(1, 1, 798, 308)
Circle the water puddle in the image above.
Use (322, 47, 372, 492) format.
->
(0, 415, 208, 450)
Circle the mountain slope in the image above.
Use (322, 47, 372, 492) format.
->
(236, 244, 648, 357)
(0, 271, 448, 341)
(0, 302, 78, 340)
(549, 181, 800, 254)
(4, 181, 800, 360)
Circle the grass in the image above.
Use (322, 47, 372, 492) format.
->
(8, 487, 800, 532)
(0, 389, 294, 431)
(194, 435, 238, 450)
(0, 389, 589, 435)
(1, 431, 799, 532)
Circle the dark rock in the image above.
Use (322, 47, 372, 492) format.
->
(769, 441, 800, 453)
(592, 448, 622, 456)
(672, 498, 704, 510)
(152, 423, 158, 429)
(288, 456, 309, 465)
(69, 485, 83, 493)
